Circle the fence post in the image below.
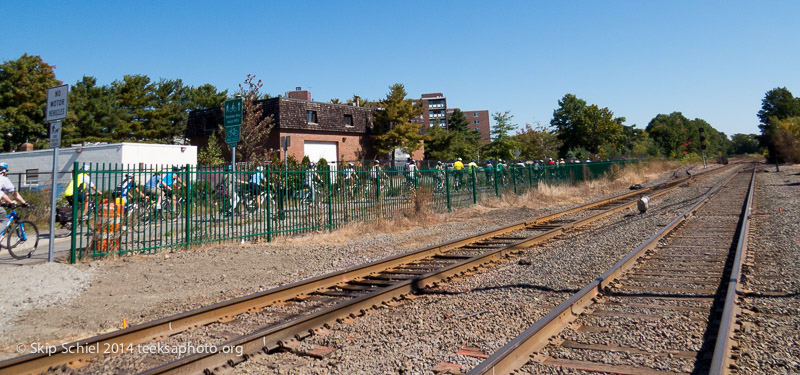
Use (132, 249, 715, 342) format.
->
(471, 169, 477, 204)
(69, 161, 78, 264)
(266, 164, 272, 242)
(512, 167, 518, 195)
(528, 165, 533, 187)
(184, 164, 191, 249)
(445, 168, 451, 212)
(327, 168, 334, 232)
(493, 166, 499, 197)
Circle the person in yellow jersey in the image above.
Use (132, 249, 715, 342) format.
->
(64, 164, 99, 219)
(453, 157, 464, 190)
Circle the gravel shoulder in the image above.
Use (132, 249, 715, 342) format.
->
(0, 166, 681, 361)
(735, 164, 800, 374)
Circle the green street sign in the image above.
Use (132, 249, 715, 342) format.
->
(225, 125, 241, 144)
(224, 98, 243, 127)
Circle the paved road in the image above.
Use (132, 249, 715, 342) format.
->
(0, 229, 73, 266)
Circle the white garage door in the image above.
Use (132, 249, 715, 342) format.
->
(304, 141, 338, 168)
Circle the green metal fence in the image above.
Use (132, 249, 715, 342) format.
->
(68, 160, 633, 262)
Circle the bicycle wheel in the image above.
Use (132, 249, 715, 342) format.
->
(7, 220, 40, 259)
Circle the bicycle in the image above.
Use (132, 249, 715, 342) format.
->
(0, 203, 40, 259)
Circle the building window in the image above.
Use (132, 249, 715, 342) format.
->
(474, 120, 480, 124)
(474, 112, 480, 117)
(307, 110, 318, 123)
(344, 114, 353, 127)
(25, 169, 38, 186)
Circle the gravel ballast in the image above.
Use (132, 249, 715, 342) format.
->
(230, 167, 740, 373)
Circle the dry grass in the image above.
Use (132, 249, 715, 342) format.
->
(197, 161, 682, 249)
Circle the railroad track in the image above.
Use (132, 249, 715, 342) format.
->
(470, 164, 755, 375)
(0, 165, 724, 375)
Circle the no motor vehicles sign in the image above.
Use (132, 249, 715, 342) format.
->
(46, 84, 69, 122)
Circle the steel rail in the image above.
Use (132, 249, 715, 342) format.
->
(136, 169, 713, 375)
(468, 165, 745, 375)
(709, 164, 756, 374)
(0, 168, 710, 375)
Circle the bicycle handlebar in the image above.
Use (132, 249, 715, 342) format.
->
(0, 202, 31, 209)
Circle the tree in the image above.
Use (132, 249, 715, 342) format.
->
(758, 88, 800, 162)
(62, 76, 123, 144)
(447, 108, 469, 132)
(646, 112, 730, 158)
(187, 83, 227, 111)
(112, 74, 154, 141)
(485, 111, 521, 160)
(145, 78, 187, 143)
(226, 74, 274, 164)
(770, 117, 800, 163)
(550, 94, 625, 156)
(0, 54, 60, 151)
(424, 108, 482, 160)
(198, 132, 225, 165)
(730, 133, 762, 155)
(514, 123, 561, 160)
(372, 84, 424, 157)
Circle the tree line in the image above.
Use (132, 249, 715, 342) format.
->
(2, 53, 790, 164)
(0, 54, 229, 151)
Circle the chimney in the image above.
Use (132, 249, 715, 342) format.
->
(288, 87, 311, 101)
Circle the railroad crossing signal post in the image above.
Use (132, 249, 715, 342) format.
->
(224, 98, 243, 210)
(46, 84, 68, 262)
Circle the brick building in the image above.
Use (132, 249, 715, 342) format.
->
(415, 92, 491, 142)
(187, 89, 377, 166)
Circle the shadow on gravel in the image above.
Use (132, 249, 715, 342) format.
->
(412, 283, 581, 296)
(741, 291, 800, 298)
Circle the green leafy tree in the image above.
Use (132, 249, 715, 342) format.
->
(514, 123, 561, 159)
(198, 132, 225, 165)
(730, 133, 762, 155)
(0, 54, 60, 151)
(771, 117, 800, 163)
(757, 87, 800, 162)
(646, 112, 729, 158)
(373, 84, 424, 157)
(425, 108, 482, 160)
(485, 111, 521, 160)
(550, 94, 626, 155)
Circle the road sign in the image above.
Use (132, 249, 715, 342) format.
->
(225, 125, 241, 144)
(46, 84, 69, 121)
(49, 121, 62, 148)
(224, 98, 243, 127)
(513, 149, 521, 158)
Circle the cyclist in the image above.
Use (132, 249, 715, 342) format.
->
(304, 162, 323, 203)
(484, 160, 494, 185)
(144, 167, 169, 209)
(453, 157, 464, 190)
(0, 162, 29, 228)
(113, 174, 145, 209)
(405, 159, 418, 187)
(64, 164, 98, 219)
(434, 161, 445, 191)
(240, 166, 267, 210)
(163, 166, 187, 212)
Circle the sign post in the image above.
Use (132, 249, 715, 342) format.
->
(46, 84, 68, 262)
(224, 98, 243, 210)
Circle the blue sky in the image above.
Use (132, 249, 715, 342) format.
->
(3, 1, 798, 137)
